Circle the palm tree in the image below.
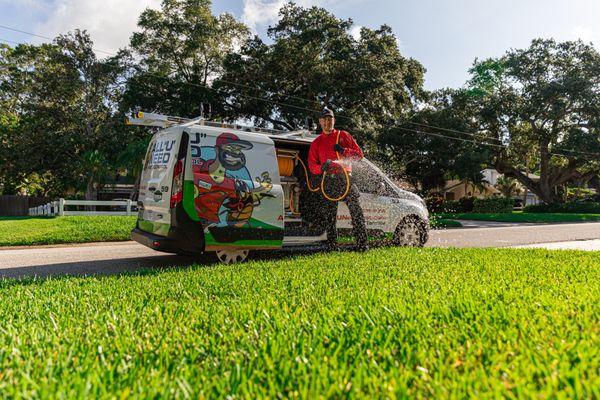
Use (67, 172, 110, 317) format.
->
(495, 176, 521, 198)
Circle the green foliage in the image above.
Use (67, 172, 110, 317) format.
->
(436, 212, 600, 223)
(379, 90, 492, 191)
(565, 187, 596, 202)
(467, 39, 600, 203)
(0, 248, 597, 397)
(123, 0, 249, 118)
(524, 202, 600, 214)
(425, 194, 445, 213)
(473, 198, 514, 213)
(495, 176, 521, 198)
(440, 197, 476, 213)
(117, 136, 152, 179)
(0, 31, 132, 197)
(14, 172, 53, 196)
(218, 3, 424, 136)
(429, 218, 462, 228)
(0, 216, 136, 246)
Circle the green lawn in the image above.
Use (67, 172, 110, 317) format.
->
(430, 218, 463, 228)
(436, 212, 600, 223)
(0, 216, 136, 246)
(0, 247, 597, 398)
(1, 216, 456, 247)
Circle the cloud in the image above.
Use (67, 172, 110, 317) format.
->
(241, 0, 285, 32)
(34, 0, 161, 55)
(241, 0, 353, 33)
(349, 25, 362, 40)
(570, 25, 598, 44)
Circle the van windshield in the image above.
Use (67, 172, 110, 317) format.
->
(351, 160, 397, 197)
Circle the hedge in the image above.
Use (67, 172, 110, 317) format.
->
(473, 198, 514, 213)
(524, 202, 600, 214)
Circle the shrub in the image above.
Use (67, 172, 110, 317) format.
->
(439, 196, 476, 213)
(524, 202, 600, 214)
(425, 194, 445, 213)
(473, 197, 514, 213)
(457, 196, 476, 212)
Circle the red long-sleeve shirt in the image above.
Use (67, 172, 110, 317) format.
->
(308, 129, 363, 175)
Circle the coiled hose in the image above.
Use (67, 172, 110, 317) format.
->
(294, 130, 350, 202)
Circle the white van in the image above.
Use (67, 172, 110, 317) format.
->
(130, 114, 429, 263)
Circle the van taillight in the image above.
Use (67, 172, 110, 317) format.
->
(170, 159, 184, 209)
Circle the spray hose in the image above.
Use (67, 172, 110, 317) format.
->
(294, 130, 351, 202)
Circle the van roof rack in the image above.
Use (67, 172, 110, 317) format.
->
(125, 111, 295, 136)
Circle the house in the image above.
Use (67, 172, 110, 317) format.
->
(442, 169, 540, 205)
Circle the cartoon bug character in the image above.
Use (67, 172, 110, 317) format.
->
(192, 132, 273, 228)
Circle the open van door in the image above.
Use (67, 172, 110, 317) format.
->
(138, 128, 184, 237)
(181, 126, 285, 250)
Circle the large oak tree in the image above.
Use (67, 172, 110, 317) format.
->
(467, 39, 600, 203)
(217, 2, 425, 142)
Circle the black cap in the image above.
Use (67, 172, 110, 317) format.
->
(319, 107, 334, 118)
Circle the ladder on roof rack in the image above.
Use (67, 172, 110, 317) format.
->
(124, 111, 289, 135)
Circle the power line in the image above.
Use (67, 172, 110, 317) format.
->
(406, 120, 600, 157)
(406, 121, 503, 143)
(0, 23, 331, 109)
(0, 24, 115, 55)
(395, 126, 507, 149)
(2, 30, 599, 158)
(394, 125, 600, 161)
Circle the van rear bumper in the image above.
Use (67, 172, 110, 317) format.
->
(131, 228, 180, 254)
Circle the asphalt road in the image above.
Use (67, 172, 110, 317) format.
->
(1, 222, 598, 279)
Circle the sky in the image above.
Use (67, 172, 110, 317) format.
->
(0, 0, 599, 90)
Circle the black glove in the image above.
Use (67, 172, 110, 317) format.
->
(334, 143, 345, 154)
(321, 159, 332, 174)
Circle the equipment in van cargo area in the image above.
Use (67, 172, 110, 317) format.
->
(128, 111, 430, 263)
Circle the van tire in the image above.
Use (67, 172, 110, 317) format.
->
(393, 216, 428, 247)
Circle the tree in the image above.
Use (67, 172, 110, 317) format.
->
(217, 2, 424, 140)
(467, 39, 600, 203)
(0, 32, 129, 198)
(122, 0, 249, 118)
(378, 90, 492, 193)
(495, 176, 521, 198)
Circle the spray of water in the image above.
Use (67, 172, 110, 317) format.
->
(319, 158, 430, 247)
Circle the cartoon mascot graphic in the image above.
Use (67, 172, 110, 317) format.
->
(192, 132, 273, 228)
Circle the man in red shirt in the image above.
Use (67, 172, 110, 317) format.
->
(308, 108, 368, 251)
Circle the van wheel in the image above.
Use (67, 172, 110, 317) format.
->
(393, 216, 428, 247)
(214, 249, 250, 264)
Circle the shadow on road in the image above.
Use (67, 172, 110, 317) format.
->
(0, 254, 199, 280)
(0, 247, 341, 282)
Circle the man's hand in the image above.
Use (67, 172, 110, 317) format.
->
(321, 159, 332, 174)
(334, 143, 345, 154)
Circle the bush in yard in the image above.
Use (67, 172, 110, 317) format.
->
(439, 196, 476, 213)
(457, 196, 476, 212)
(473, 197, 514, 213)
(524, 202, 600, 214)
(425, 194, 445, 213)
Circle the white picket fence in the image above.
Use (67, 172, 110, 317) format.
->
(29, 198, 135, 216)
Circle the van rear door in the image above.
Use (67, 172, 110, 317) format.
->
(137, 128, 183, 236)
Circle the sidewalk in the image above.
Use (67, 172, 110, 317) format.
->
(514, 239, 600, 251)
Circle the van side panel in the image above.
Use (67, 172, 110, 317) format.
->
(181, 126, 284, 250)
